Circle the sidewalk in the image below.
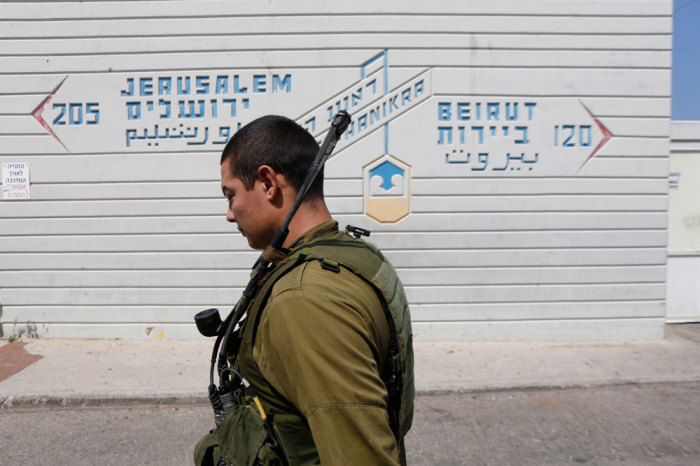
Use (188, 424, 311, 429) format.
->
(2, 324, 699, 409)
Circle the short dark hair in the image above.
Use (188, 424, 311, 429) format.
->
(220, 115, 323, 198)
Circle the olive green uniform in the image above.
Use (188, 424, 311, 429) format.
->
(252, 221, 401, 464)
(196, 220, 414, 465)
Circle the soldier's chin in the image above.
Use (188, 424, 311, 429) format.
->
(246, 237, 265, 250)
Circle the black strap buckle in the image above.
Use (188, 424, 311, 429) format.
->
(345, 225, 371, 239)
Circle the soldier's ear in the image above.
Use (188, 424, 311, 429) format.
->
(256, 165, 279, 199)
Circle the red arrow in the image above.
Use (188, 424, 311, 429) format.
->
(32, 76, 69, 152)
(577, 102, 613, 173)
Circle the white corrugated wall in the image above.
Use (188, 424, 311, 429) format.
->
(0, 1, 671, 340)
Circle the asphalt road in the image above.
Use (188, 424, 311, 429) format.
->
(2, 382, 699, 465)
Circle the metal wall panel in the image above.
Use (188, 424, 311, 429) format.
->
(0, 0, 672, 340)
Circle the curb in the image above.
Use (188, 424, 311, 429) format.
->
(5, 378, 700, 410)
(1, 393, 209, 410)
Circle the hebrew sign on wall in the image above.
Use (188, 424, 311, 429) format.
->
(32, 50, 613, 224)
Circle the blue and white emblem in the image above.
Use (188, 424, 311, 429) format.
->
(363, 154, 411, 224)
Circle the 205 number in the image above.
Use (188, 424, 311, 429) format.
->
(52, 103, 100, 126)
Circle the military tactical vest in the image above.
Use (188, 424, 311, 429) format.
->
(195, 224, 414, 466)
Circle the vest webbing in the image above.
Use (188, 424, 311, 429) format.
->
(234, 227, 414, 462)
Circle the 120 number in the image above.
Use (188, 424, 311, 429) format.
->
(554, 124, 592, 147)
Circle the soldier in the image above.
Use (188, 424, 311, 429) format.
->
(195, 115, 413, 465)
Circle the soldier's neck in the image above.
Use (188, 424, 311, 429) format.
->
(282, 200, 332, 249)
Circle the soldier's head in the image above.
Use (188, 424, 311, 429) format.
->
(220, 115, 323, 199)
(219, 115, 323, 249)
